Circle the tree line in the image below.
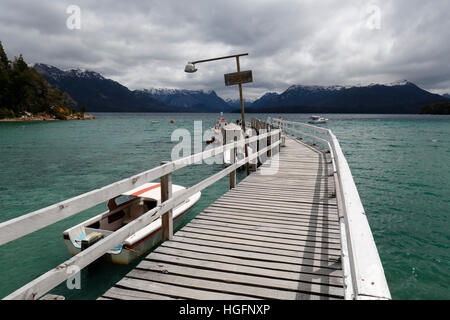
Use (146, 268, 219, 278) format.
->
(0, 41, 80, 119)
(420, 101, 450, 115)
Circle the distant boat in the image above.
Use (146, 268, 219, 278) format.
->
(151, 121, 159, 124)
(308, 116, 329, 124)
(63, 183, 201, 264)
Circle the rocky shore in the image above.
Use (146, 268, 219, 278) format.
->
(0, 112, 95, 122)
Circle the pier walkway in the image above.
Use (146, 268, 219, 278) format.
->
(101, 137, 343, 300)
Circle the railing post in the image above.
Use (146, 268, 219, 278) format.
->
(280, 122, 286, 147)
(230, 136, 237, 189)
(251, 131, 257, 172)
(160, 161, 173, 242)
(244, 137, 250, 177)
(252, 149, 258, 172)
(267, 126, 272, 158)
(278, 126, 282, 152)
(313, 128, 317, 145)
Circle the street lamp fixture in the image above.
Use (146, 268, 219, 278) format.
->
(184, 63, 197, 73)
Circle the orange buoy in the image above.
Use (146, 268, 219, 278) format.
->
(170, 119, 175, 123)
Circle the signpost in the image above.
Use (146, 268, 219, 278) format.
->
(224, 70, 253, 86)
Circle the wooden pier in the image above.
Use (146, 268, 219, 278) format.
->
(101, 137, 343, 300)
(0, 118, 391, 300)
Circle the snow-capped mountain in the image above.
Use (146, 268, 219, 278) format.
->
(34, 64, 175, 112)
(284, 80, 412, 92)
(249, 81, 444, 114)
(34, 64, 105, 81)
(138, 88, 233, 112)
(225, 98, 254, 110)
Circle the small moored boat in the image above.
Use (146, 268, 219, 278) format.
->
(308, 116, 329, 124)
(63, 183, 201, 264)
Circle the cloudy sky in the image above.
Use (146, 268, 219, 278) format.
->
(1, 0, 449, 99)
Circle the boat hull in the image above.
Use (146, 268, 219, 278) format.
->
(64, 206, 191, 265)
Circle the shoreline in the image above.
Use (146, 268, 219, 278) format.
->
(0, 113, 95, 122)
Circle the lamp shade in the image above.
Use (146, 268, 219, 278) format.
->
(184, 63, 197, 73)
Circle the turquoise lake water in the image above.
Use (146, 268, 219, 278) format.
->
(0, 113, 449, 300)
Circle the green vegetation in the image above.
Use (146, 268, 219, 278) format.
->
(0, 41, 78, 119)
(420, 101, 450, 115)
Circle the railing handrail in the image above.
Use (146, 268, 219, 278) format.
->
(273, 119, 331, 134)
(270, 117, 391, 300)
(2, 127, 280, 300)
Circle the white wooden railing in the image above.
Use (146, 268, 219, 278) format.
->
(269, 117, 391, 300)
(0, 128, 281, 300)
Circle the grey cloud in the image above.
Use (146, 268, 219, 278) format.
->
(0, 0, 449, 99)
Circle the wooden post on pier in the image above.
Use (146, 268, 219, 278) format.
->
(230, 137, 237, 189)
(160, 161, 173, 241)
(267, 126, 272, 158)
(250, 118, 258, 172)
(251, 133, 257, 172)
(279, 129, 282, 152)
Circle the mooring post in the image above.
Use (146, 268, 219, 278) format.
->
(278, 127, 282, 153)
(160, 161, 173, 241)
(252, 133, 257, 172)
(251, 119, 258, 172)
(230, 136, 237, 189)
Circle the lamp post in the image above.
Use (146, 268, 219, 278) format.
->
(185, 53, 253, 175)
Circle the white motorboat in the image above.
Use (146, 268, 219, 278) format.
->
(222, 122, 251, 165)
(63, 183, 201, 264)
(308, 116, 329, 124)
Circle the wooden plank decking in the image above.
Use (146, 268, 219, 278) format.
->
(100, 136, 343, 300)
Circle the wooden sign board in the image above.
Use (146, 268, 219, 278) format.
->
(224, 70, 253, 86)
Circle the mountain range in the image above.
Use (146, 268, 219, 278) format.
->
(34, 64, 174, 112)
(139, 88, 233, 112)
(35, 64, 448, 114)
(247, 81, 446, 114)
